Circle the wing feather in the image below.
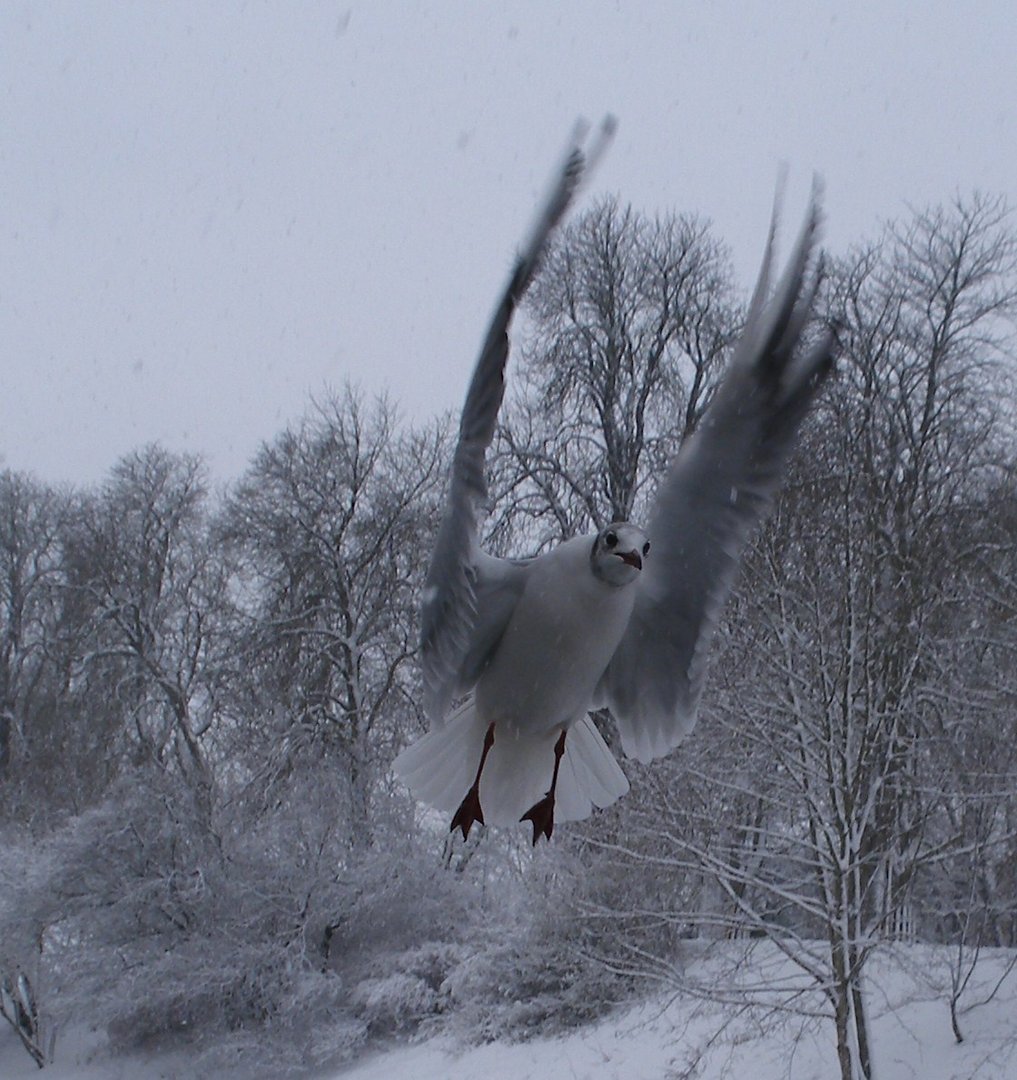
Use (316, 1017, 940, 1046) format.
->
(600, 188, 836, 762)
(421, 121, 615, 723)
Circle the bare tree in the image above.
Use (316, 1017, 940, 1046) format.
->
(60, 446, 233, 800)
(915, 463, 1017, 1042)
(0, 472, 65, 804)
(580, 195, 1017, 1080)
(488, 198, 737, 549)
(222, 388, 446, 849)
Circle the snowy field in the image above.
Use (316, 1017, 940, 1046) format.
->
(3, 945, 1014, 1080)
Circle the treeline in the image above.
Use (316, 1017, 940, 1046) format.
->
(1, 194, 1015, 1079)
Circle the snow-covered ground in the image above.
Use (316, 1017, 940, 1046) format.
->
(3, 945, 1014, 1079)
(335, 947, 1017, 1080)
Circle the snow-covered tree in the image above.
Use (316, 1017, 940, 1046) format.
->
(588, 194, 1017, 1080)
(488, 198, 737, 548)
(59, 446, 234, 801)
(222, 388, 446, 850)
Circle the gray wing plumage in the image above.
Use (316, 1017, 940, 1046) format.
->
(599, 192, 836, 763)
(421, 123, 614, 724)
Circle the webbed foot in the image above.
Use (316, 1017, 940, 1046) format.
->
(451, 785, 485, 840)
(520, 792, 555, 845)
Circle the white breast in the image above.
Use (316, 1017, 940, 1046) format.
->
(475, 537, 637, 736)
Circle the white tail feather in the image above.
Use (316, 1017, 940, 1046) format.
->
(393, 701, 629, 828)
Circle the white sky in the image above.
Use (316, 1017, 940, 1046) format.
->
(3, 1, 1016, 485)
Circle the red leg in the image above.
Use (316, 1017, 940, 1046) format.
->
(450, 722, 496, 840)
(520, 728, 567, 845)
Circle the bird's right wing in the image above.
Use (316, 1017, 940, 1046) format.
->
(421, 120, 615, 724)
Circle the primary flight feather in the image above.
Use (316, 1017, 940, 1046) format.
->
(395, 124, 835, 843)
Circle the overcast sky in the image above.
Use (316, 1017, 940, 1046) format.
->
(3, 1, 1016, 486)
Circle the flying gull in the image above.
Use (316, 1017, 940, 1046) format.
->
(395, 123, 835, 843)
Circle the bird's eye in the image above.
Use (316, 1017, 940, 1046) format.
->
(605, 531, 618, 549)
(642, 541, 651, 556)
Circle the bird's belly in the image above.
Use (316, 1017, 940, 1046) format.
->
(475, 579, 633, 735)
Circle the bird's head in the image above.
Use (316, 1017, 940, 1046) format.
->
(590, 521, 650, 586)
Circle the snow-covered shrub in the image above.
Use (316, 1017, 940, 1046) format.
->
(0, 828, 55, 1067)
(440, 842, 633, 1042)
(350, 941, 467, 1037)
(352, 972, 437, 1033)
(28, 770, 325, 1053)
(0, 827, 41, 980)
(188, 969, 368, 1077)
(444, 919, 626, 1041)
(8, 758, 497, 1072)
(10, 766, 383, 1072)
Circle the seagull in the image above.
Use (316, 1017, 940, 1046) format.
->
(394, 124, 835, 844)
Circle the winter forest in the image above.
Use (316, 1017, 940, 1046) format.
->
(2, 192, 1017, 1080)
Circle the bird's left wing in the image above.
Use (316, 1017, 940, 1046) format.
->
(421, 120, 615, 724)
(598, 191, 836, 763)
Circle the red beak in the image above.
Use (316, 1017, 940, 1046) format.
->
(617, 550, 642, 571)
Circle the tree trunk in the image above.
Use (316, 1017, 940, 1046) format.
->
(0, 707, 10, 773)
(833, 983, 856, 1080)
(831, 937, 871, 1080)
(851, 969, 873, 1078)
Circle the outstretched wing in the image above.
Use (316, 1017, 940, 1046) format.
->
(599, 190, 836, 763)
(421, 120, 615, 724)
